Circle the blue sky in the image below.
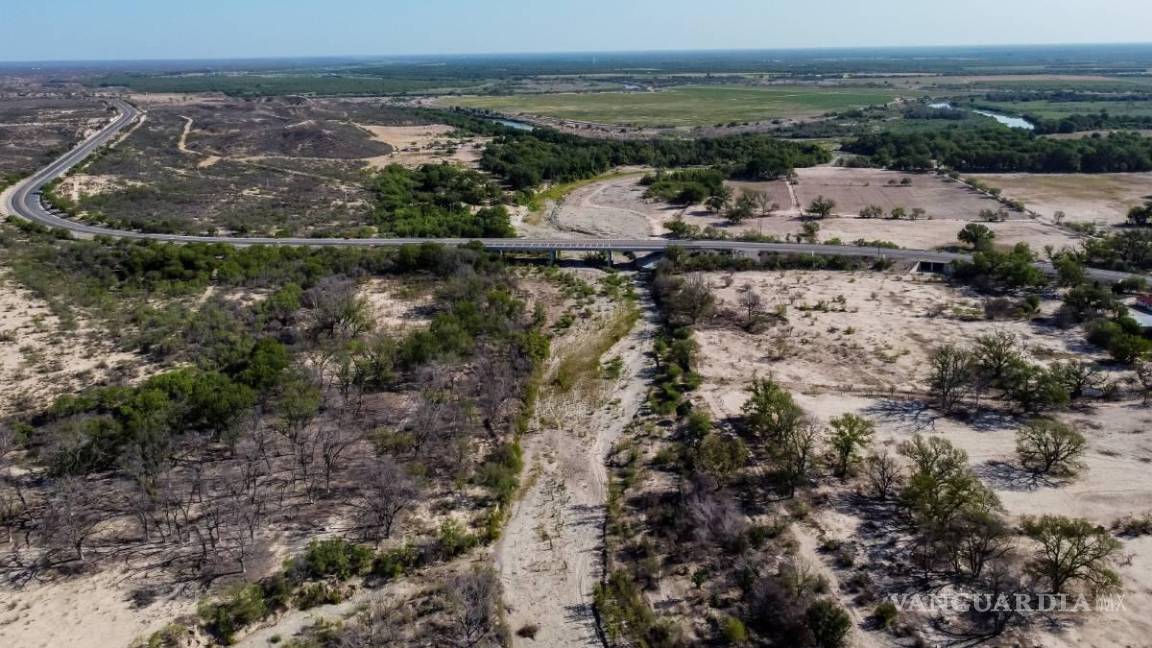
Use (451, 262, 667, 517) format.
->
(2, 0, 1151, 61)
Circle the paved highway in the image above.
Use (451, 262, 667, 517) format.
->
(1, 99, 1143, 284)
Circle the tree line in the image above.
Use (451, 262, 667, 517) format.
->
(845, 128, 1152, 173)
(478, 127, 830, 190)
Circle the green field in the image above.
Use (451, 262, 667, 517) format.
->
(981, 99, 1152, 120)
(444, 86, 905, 127)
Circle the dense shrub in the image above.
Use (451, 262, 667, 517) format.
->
(289, 538, 375, 581)
(198, 583, 270, 644)
(365, 163, 513, 237)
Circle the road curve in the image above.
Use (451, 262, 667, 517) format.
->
(1, 99, 1143, 285)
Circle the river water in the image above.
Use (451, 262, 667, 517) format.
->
(928, 102, 1035, 130)
(492, 118, 535, 131)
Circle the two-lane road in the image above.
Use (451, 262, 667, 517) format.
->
(1, 99, 1143, 284)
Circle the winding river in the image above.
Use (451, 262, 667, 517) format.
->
(929, 102, 1035, 130)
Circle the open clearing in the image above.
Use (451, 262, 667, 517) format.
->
(692, 269, 1150, 648)
(441, 86, 905, 127)
(358, 123, 489, 168)
(0, 276, 145, 416)
(969, 172, 1152, 224)
(525, 169, 1082, 251)
(791, 167, 1004, 220)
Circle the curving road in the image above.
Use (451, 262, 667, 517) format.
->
(1, 99, 1143, 284)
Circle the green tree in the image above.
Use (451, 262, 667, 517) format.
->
(695, 433, 749, 487)
(972, 331, 1022, 392)
(1053, 254, 1086, 287)
(929, 345, 975, 414)
(899, 435, 999, 532)
(958, 223, 996, 251)
(806, 195, 836, 219)
(805, 599, 852, 648)
(799, 221, 821, 243)
(828, 413, 875, 479)
(1016, 419, 1087, 477)
(741, 377, 804, 442)
(706, 185, 735, 213)
(1021, 515, 1122, 595)
(725, 191, 757, 224)
(1127, 201, 1152, 227)
(1003, 363, 1070, 414)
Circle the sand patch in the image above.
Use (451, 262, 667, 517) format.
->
(358, 123, 488, 168)
(552, 173, 673, 238)
(969, 172, 1152, 225)
(0, 568, 199, 648)
(0, 277, 145, 415)
(57, 174, 136, 203)
(358, 278, 435, 332)
(792, 167, 1005, 220)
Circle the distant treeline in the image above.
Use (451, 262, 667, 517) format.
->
(982, 90, 1152, 103)
(844, 128, 1152, 173)
(1024, 112, 1152, 135)
(93, 73, 476, 97)
(383, 108, 830, 190)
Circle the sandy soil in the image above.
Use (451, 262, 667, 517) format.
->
(358, 123, 489, 168)
(0, 568, 198, 648)
(552, 174, 678, 238)
(358, 278, 434, 331)
(678, 210, 1082, 251)
(0, 277, 144, 416)
(57, 174, 136, 202)
(498, 279, 655, 647)
(519, 171, 1080, 252)
(792, 167, 1005, 220)
(969, 173, 1152, 225)
(693, 271, 1096, 399)
(691, 270, 1151, 648)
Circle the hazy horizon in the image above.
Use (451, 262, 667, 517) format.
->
(3, 0, 1152, 63)
(5, 42, 1152, 67)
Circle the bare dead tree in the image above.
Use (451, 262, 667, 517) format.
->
(865, 450, 904, 500)
(317, 421, 362, 494)
(686, 488, 748, 554)
(739, 288, 764, 324)
(301, 277, 373, 342)
(276, 375, 323, 495)
(41, 476, 102, 563)
(473, 347, 521, 438)
(337, 601, 412, 646)
(439, 566, 507, 648)
(0, 427, 31, 547)
(353, 456, 420, 542)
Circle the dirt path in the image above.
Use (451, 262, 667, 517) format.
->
(785, 178, 802, 212)
(497, 287, 657, 647)
(176, 116, 221, 168)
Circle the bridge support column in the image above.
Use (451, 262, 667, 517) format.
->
(606, 250, 614, 266)
(549, 249, 558, 265)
